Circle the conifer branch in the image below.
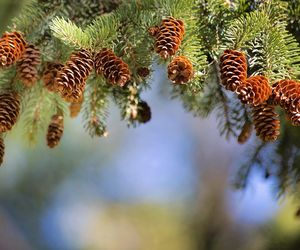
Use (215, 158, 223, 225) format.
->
(224, 10, 269, 49)
(86, 13, 119, 50)
(50, 17, 90, 49)
(83, 76, 109, 137)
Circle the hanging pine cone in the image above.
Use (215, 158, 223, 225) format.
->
(0, 31, 26, 67)
(95, 48, 131, 87)
(55, 50, 93, 102)
(167, 56, 194, 84)
(0, 136, 4, 166)
(137, 67, 150, 78)
(153, 17, 185, 59)
(237, 75, 271, 106)
(237, 121, 253, 144)
(269, 80, 300, 110)
(46, 114, 64, 148)
(219, 49, 247, 92)
(269, 80, 300, 126)
(0, 92, 20, 133)
(69, 94, 83, 118)
(43, 62, 64, 92)
(17, 44, 41, 87)
(287, 111, 300, 126)
(137, 101, 151, 123)
(285, 97, 300, 126)
(252, 103, 280, 142)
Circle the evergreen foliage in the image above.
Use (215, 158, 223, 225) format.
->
(1, 0, 300, 199)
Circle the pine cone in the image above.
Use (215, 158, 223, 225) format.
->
(237, 75, 271, 106)
(270, 80, 300, 126)
(95, 48, 131, 87)
(47, 114, 64, 148)
(137, 101, 151, 123)
(153, 17, 185, 59)
(69, 94, 83, 118)
(252, 103, 280, 142)
(287, 111, 300, 126)
(237, 121, 253, 144)
(17, 44, 41, 87)
(0, 31, 26, 67)
(285, 97, 300, 126)
(219, 49, 247, 91)
(270, 80, 300, 110)
(168, 56, 194, 84)
(43, 62, 64, 92)
(137, 67, 150, 78)
(0, 136, 4, 166)
(0, 92, 20, 133)
(55, 50, 93, 102)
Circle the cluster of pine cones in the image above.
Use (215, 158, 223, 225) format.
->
(149, 17, 194, 85)
(0, 29, 137, 165)
(220, 49, 300, 143)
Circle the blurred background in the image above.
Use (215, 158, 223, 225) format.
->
(1, 1, 300, 250)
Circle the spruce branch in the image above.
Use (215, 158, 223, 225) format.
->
(50, 17, 90, 49)
(224, 10, 269, 49)
(20, 83, 66, 144)
(86, 13, 119, 50)
(83, 76, 109, 138)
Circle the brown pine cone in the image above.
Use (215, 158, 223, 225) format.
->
(269, 80, 300, 126)
(237, 75, 271, 106)
(46, 114, 64, 148)
(168, 56, 194, 84)
(55, 50, 93, 102)
(219, 49, 247, 92)
(270, 80, 300, 110)
(252, 103, 280, 142)
(94, 48, 131, 87)
(153, 17, 185, 59)
(0, 92, 20, 133)
(285, 97, 300, 126)
(0, 31, 26, 67)
(137, 67, 150, 78)
(0, 136, 4, 166)
(17, 44, 41, 87)
(237, 121, 253, 144)
(137, 101, 151, 123)
(69, 94, 83, 118)
(287, 111, 300, 126)
(43, 62, 64, 92)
